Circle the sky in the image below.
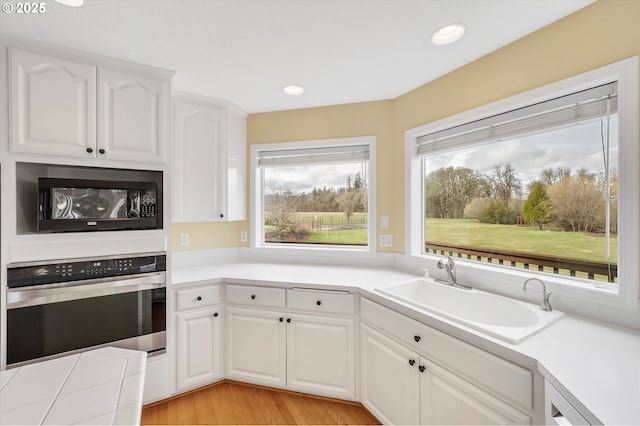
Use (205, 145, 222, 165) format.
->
(424, 118, 618, 191)
(264, 162, 367, 195)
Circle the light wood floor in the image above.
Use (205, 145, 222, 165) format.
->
(141, 380, 381, 425)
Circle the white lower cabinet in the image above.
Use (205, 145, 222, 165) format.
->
(361, 321, 531, 425)
(226, 307, 287, 387)
(286, 313, 355, 399)
(175, 284, 223, 391)
(225, 285, 356, 400)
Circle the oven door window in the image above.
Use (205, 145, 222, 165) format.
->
(7, 288, 165, 365)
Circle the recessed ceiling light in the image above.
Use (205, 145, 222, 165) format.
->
(431, 24, 465, 45)
(283, 85, 305, 96)
(54, 0, 84, 6)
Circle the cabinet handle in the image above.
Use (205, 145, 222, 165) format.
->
(316, 300, 322, 306)
(414, 335, 421, 342)
(279, 317, 284, 322)
(86, 147, 93, 153)
(286, 318, 291, 323)
(250, 294, 256, 300)
(408, 359, 415, 366)
(213, 312, 219, 317)
(196, 296, 202, 301)
(418, 365, 426, 373)
(98, 148, 106, 155)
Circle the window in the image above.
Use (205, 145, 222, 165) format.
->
(251, 137, 375, 253)
(406, 58, 638, 308)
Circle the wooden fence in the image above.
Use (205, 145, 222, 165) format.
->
(425, 241, 617, 282)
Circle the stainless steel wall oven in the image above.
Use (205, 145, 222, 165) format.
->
(6, 252, 166, 367)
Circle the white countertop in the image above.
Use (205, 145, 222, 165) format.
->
(0, 347, 147, 425)
(173, 261, 640, 425)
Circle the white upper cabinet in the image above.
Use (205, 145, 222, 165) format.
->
(9, 48, 96, 156)
(173, 92, 247, 222)
(8, 46, 172, 164)
(98, 68, 167, 162)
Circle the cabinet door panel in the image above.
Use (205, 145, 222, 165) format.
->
(226, 308, 286, 387)
(420, 361, 530, 425)
(360, 324, 420, 425)
(287, 314, 354, 399)
(99, 68, 165, 162)
(10, 48, 96, 156)
(176, 308, 222, 391)
(173, 101, 223, 221)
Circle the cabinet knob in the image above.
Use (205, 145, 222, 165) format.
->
(279, 317, 284, 322)
(98, 148, 106, 155)
(213, 312, 219, 317)
(219, 213, 224, 218)
(86, 147, 93, 153)
(408, 359, 415, 366)
(418, 365, 426, 373)
(414, 335, 421, 342)
(316, 300, 322, 306)
(196, 296, 202, 301)
(250, 294, 256, 300)
(286, 318, 291, 323)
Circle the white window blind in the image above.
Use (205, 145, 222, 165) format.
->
(257, 144, 370, 167)
(417, 82, 618, 156)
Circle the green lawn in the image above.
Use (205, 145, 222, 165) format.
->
(426, 218, 617, 263)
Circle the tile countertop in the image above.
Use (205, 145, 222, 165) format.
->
(173, 261, 640, 425)
(0, 347, 147, 425)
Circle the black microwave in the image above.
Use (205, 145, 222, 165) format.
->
(38, 178, 158, 232)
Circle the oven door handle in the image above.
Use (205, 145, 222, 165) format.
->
(6, 272, 166, 309)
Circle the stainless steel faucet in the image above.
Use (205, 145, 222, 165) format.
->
(523, 277, 553, 311)
(436, 256, 472, 290)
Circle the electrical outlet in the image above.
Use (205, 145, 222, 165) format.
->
(379, 234, 393, 248)
(180, 233, 189, 246)
(380, 215, 389, 228)
(240, 230, 248, 243)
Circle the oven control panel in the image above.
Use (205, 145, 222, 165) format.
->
(7, 253, 166, 288)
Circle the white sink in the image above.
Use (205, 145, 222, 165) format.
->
(377, 278, 564, 344)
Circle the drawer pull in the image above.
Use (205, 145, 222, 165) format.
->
(419, 365, 426, 373)
(287, 318, 291, 323)
(409, 359, 415, 366)
(316, 300, 322, 306)
(196, 296, 202, 301)
(213, 312, 219, 317)
(279, 317, 284, 322)
(414, 335, 421, 342)
(251, 294, 256, 300)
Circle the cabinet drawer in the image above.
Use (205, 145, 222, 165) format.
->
(361, 298, 532, 412)
(176, 285, 220, 311)
(287, 288, 354, 315)
(226, 284, 285, 308)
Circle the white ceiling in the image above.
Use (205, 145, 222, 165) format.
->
(0, 0, 594, 113)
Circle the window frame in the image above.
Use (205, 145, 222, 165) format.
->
(405, 57, 639, 310)
(251, 136, 376, 256)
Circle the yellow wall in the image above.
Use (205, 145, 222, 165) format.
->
(173, 0, 640, 253)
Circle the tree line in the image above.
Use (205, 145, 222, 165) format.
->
(426, 164, 617, 234)
(265, 172, 367, 241)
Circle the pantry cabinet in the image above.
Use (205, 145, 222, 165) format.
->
(175, 284, 223, 391)
(8, 46, 172, 164)
(173, 92, 247, 222)
(225, 285, 356, 400)
(360, 299, 532, 425)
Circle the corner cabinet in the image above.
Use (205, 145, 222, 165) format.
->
(8, 46, 172, 164)
(225, 285, 356, 400)
(173, 92, 247, 222)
